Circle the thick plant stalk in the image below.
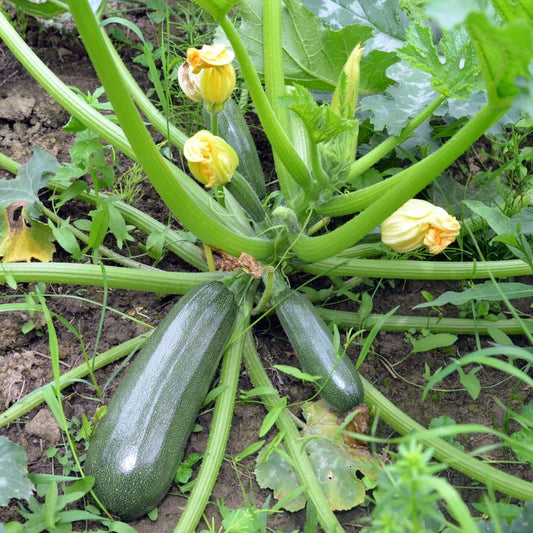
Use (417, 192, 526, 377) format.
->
(219, 16, 312, 192)
(243, 334, 345, 533)
(320, 308, 533, 336)
(303, 258, 532, 279)
(0, 263, 226, 293)
(362, 376, 533, 500)
(0, 333, 149, 428)
(174, 285, 254, 533)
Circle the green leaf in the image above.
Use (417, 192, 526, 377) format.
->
(465, 12, 533, 104)
(398, 22, 482, 99)
(425, 0, 491, 29)
(303, 0, 409, 43)
(279, 84, 357, 143)
(7, 0, 67, 18)
(273, 364, 322, 383)
(0, 148, 59, 218)
(410, 333, 458, 354)
(0, 436, 34, 505)
(414, 281, 533, 309)
(360, 61, 436, 135)
(233, 0, 396, 93)
(458, 366, 482, 400)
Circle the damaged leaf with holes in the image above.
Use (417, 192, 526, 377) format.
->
(255, 399, 379, 511)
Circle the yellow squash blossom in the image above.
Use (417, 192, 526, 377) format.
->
(186, 43, 234, 73)
(184, 130, 238, 188)
(381, 199, 460, 254)
(185, 44, 236, 113)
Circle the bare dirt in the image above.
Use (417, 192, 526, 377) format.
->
(1, 9, 532, 533)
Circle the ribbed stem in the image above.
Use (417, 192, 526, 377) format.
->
(0, 263, 227, 293)
(219, 16, 312, 191)
(319, 308, 533, 335)
(362, 376, 533, 500)
(302, 258, 531, 279)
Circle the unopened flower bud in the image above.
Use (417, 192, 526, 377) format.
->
(381, 199, 460, 254)
(177, 62, 203, 103)
(200, 63, 236, 114)
(183, 130, 238, 188)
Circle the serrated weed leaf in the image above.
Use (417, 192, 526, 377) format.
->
(0, 147, 59, 218)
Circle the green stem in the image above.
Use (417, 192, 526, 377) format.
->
(219, 16, 312, 192)
(316, 95, 446, 216)
(174, 284, 254, 533)
(0, 151, 19, 174)
(0, 328, 149, 429)
(302, 257, 532, 279)
(262, 0, 302, 204)
(67, 2, 274, 259)
(362, 376, 533, 500)
(292, 102, 509, 262)
(243, 334, 344, 533)
(0, 263, 227, 293)
(319, 308, 533, 335)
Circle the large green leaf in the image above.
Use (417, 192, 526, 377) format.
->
(465, 12, 533, 104)
(233, 0, 396, 93)
(398, 22, 483, 99)
(303, 0, 409, 43)
(360, 61, 437, 135)
(0, 436, 34, 505)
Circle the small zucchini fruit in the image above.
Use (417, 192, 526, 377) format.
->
(275, 289, 364, 413)
(84, 281, 237, 521)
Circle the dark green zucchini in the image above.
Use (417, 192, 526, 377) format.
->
(275, 290, 364, 412)
(84, 281, 237, 521)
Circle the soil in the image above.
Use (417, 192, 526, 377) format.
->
(1, 7, 532, 533)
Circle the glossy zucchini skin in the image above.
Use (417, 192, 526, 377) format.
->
(275, 290, 364, 413)
(84, 281, 237, 521)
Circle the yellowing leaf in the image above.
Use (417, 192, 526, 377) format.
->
(0, 206, 55, 263)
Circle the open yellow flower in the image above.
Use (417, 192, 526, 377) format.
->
(381, 199, 460, 254)
(185, 43, 236, 113)
(183, 130, 238, 188)
(186, 43, 234, 74)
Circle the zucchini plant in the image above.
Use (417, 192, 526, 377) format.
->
(0, 0, 532, 531)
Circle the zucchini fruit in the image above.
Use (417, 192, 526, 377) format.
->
(275, 290, 364, 413)
(84, 281, 237, 521)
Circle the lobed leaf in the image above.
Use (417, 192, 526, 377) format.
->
(398, 22, 482, 99)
